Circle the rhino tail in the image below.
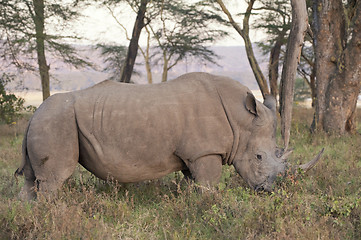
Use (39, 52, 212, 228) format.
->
(14, 119, 33, 182)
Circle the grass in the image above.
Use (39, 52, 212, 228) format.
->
(0, 108, 360, 239)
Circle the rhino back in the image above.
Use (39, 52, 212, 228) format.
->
(72, 74, 233, 182)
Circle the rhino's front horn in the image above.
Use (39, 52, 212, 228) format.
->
(298, 148, 325, 172)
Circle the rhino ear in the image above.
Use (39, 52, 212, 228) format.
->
(245, 92, 258, 116)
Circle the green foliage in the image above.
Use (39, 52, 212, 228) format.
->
(95, 43, 128, 81)
(1, 108, 361, 239)
(104, 0, 228, 81)
(294, 77, 311, 102)
(254, 0, 291, 54)
(149, 0, 227, 68)
(0, 0, 91, 72)
(0, 74, 26, 124)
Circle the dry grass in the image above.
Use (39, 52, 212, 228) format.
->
(0, 108, 360, 239)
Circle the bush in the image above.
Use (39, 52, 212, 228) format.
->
(0, 74, 27, 124)
(294, 77, 311, 102)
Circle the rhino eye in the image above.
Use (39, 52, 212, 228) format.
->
(256, 154, 262, 160)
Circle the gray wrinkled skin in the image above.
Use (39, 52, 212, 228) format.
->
(15, 72, 286, 200)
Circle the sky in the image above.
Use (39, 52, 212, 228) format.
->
(72, 1, 266, 47)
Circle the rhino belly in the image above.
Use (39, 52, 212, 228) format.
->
(77, 133, 186, 183)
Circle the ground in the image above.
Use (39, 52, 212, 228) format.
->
(0, 108, 360, 239)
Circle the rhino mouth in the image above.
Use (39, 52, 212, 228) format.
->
(254, 185, 266, 192)
(254, 179, 272, 192)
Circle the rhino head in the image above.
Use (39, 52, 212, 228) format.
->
(231, 93, 323, 192)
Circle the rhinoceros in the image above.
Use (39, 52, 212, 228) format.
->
(15, 72, 323, 200)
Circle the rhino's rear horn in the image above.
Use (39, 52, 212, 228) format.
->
(298, 148, 324, 173)
(263, 94, 277, 114)
(275, 147, 293, 162)
(280, 149, 293, 162)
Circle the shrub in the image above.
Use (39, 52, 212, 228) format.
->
(294, 77, 311, 103)
(0, 74, 27, 124)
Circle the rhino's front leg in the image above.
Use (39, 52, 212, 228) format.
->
(187, 155, 222, 187)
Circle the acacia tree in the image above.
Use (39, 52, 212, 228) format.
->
(311, 0, 361, 134)
(103, 3, 152, 83)
(148, 0, 227, 82)
(104, 0, 227, 83)
(0, 0, 90, 100)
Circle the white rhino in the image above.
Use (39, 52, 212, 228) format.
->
(15, 72, 322, 200)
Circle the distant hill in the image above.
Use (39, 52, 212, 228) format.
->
(3, 45, 268, 91)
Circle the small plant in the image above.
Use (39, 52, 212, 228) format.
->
(294, 77, 311, 103)
(0, 73, 28, 124)
(275, 166, 302, 190)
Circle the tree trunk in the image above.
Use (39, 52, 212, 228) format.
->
(145, 57, 152, 84)
(280, 0, 308, 149)
(145, 27, 152, 84)
(309, 66, 316, 107)
(312, 0, 361, 134)
(269, 37, 283, 98)
(161, 53, 168, 82)
(120, 0, 148, 83)
(161, 68, 168, 82)
(33, 0, 50, 100)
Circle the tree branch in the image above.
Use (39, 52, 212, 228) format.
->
(216, 0, 244, 38)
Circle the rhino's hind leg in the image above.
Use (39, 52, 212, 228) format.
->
(17, 160, 37, 201)
(30, 153, 79, 199)
(29, 146, 79, 199)
(36, 179, 67, 199)
(187, 155, 222, 187)
(26, 111, 79, 199)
